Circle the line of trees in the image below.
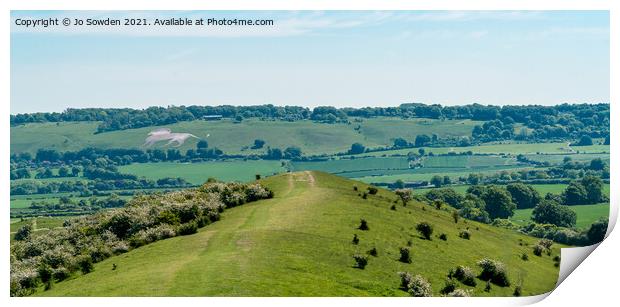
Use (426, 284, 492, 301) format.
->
(424, 176, 606, 227)
(10, 143, 306, 172)
(10, 103, 609, 142)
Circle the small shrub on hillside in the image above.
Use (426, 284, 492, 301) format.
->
(452, 211, 460, 224)
(78, 256, 94, 274)
(358, 219, 369, 231)
(484, 280, 492, 292)
(399, 247, 412, 263)
(407, 275, 433, 297)
(196, 215, 211, 228)
(439, 233, 447, 241)
(513, 285, 522, 297)
(407, 240, 413, 247)
(352, 234, 359, 245)
(14, 224, 32, 241)
(440, 278, 457, 295)
(353, 254, 368, 269)
(449, 266, 476, 286)
(477, 258, 510, 287)
(416, 222, 433, 240)
(446, 289, 471, 297)
(52, 267, 70, 282)
(398, 272, 414, 290)
(367, 186, 378, 195)
(459, 230, 471, 240)
(367, 247, 378, 257)
(433, 200, 444, 210)
(390, 205, 397, 211)
(395, 189, 413, 206)
(131, 224, 177, 247)
(533, 244, 544, 257)
(521, 253, 529, 261)
(353, 186, 358, 191)
(362, 193, 368, 199)
(177, 221, 198, 236)
(37, 264, 53, 290)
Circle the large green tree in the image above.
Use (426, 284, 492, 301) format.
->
(506, 183, 542, 209)
(480, 186, 516, 219)
(581, 175, 605, 204)
(563, 182, 587, 205)
(532, 200, 576, 228)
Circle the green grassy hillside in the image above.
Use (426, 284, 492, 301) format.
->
(10, 118, 480, 155)
(37, 172, 560, 297)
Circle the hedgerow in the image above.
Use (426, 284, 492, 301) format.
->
(10, 181, 273, 296)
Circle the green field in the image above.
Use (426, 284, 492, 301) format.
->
(359, 142, 609, 157)
(355, 166, 535, 184)
(10, 217, 67, 233)
(421, 155, 518, 168)
(10, 118, 482, 156)
(291, 157, 410, 174)
(38, 172, 561, 297)
(523, 153, 610, 164)
(512, 204, 610, 229)
(119, 160, 286, 185)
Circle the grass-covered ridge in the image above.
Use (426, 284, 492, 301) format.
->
(36, 172, 560, 297)
(10, 180, 274, 296)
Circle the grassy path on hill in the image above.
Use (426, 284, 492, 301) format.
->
(39, 171, 560, 297)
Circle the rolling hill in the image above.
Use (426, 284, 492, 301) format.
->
(10, 118, 481, 155)
(37, 171, 560, 297)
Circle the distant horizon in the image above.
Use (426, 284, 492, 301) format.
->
(9, 100, 610, 116)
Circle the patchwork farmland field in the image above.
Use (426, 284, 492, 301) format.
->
(290, 157, 410, 174)
(359, 142, 609, 157)
(119, 160, 286, 185)
(420, 155, 518, 168)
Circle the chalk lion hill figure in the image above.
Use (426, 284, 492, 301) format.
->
(143, 128, 207, 147)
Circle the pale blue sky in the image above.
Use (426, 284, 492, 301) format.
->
(10, 11, 609, 114)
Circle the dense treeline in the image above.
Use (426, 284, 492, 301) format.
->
(14, 194, 129, 218)
(10, 176, 192, 196)
(10, 144, 305, 171)
(419, 177, 607, 246)
(10, 103, 609, 142)
(10, 180, 274, 296)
